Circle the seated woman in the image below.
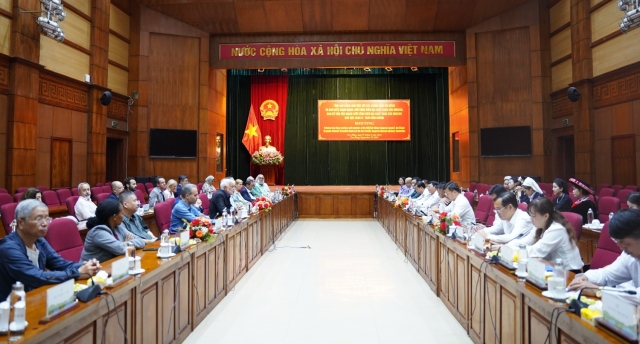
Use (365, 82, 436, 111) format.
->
(627, 192, 640, 210)
(508, 197, 583, 272)
(164, 179, 177, 200)
(21, 187, 42, 201)
(201, 175, 216, 197)
(519, 177, 544, 204)
(81, 199, 145, 262)
(231, 179, 251, 208)
(568, 178, 598, 224)
(552, 178, 572, 212)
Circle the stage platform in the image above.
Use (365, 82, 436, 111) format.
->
(274, 185, 384, 218)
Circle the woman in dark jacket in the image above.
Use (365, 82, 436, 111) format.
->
(552, 178, 572, 211)
(568, 178, 598, 224)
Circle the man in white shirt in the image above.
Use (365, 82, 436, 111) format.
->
(442, 182, 475, 225)
(569, 210, 640, 297)
(255, 174, 271, 195)
(419, 181, 439, 209)
(476, 192, 534, 243)
(74, 182, 96, 222)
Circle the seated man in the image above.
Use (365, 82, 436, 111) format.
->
(241, 179, 255, 202)
(108, 181, 124, 201)
(568, 209, 640, 297)
(399, 177, 413, 197)
(210, 178, 234, 218)
(123, 177, 137, 192)
(476, 192, 534, 243)
(75, 182, 97, 222)
(0, 200, 101, 300)
(432, 183, 447, 213)
(175, 175, 188, 198)
(119, 191, 156, 243)
(170, 184, 203, 233)
(148, 176, 167, 206)
(420, 181, 440, 210)
(441, 182, 476, 225)
(410, 181, 426, 199)
(254, 174, 271, 196)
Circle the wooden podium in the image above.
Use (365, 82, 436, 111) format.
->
(260, 165, 276, 185)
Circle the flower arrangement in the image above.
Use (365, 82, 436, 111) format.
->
(183, 217, 217, 243)
(281, 185, 293, 197)
(253, 196, 273, 211)
(394, 197, 409, 208)
(378, 186, 386, 197)
(436, 212, 461, 235)
(251, 150, 284, 165)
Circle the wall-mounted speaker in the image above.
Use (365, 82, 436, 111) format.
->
(567, 87, 580, 102)
(100, 91, 112, 106)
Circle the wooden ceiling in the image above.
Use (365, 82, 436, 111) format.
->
(139, 0, 531, 35)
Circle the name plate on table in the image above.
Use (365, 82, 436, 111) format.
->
(600, 291, 639, 340)
(43, 279, 78, 322)
(180, 230, 190, 247)
(498, 245, 517, 271)
(526, 259, 547, 289)
(471, 235, 485, 252)
(110, 257, 129, 285)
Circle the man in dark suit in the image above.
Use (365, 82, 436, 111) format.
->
(240, 179, 255, 203)
(209, 178, 233, 218)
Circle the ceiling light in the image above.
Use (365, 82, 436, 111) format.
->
(620, 0, 640, 33)
(281, 68, 288, 72)
(411, 67, 418, 72)
(363, 67, 371, 72)
(21, 0, 66, 42)
(258, 68, 265, 72)
(385, 67, 393, 72)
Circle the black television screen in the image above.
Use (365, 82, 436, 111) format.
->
(480, 126, 532, 157)
(149, 129, 197, 158)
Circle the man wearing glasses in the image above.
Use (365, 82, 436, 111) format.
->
(475, 192, 534, 243)
(0, 200, 101, 301)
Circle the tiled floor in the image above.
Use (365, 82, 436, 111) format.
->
(184, 219, 473, 344)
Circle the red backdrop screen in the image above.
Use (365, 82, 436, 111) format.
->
(318, 100, 411, 141)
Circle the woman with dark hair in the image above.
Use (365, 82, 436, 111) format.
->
(627, 192, 640, 210)
(440, 182, 476, 225)
(552, 178, 572, 211)
(21, 187, 42, 202)
(568, 178, 598, 224)
(80, 199, 145, 262)
(509, 198, 583, 271)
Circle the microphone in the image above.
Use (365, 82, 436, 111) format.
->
(74, 272, 102, 303)
(570, 287, 637, 315)
(489, 232, 526, 264)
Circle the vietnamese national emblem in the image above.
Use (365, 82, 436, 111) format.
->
(260, 100, 279, 120)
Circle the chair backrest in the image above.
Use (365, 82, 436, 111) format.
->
(597, 197, 620, 222)
(0, 194, 13, 209)
(197, 183, 204, 193)
(44, 218, 83, 262)
(463, 192, 474, 206)
(597, 188, 615, 200)
(90, 187, 102, 201)
(42, 190, 60, 206)
(96, 193, 111, 204)
(1, 203, 18, 236)
(468, 182, 477, 193)
(624, 185, 639, 192)
(474, 195, 493, 224)
(56, 188, 72, 204)
(102, 186, 112, 194)
(475, 183, 490, 196)
(95, 183, 104, 187)
(0, 188, 8, 194)
(13, 193, 23, 202)
(539, 183, 553, 197)
(16, 187, 28, 193)
(561, 211, 584, 240)
(198, 193, 210, 216)
(66, 196, 80, 219)
(136, 183, 147, 195)
(611, 185, 623, 195)
(485, 211, 496, 227)
(154, 202, 173, 232)
(590, 222, 623, 269)
(135, 190, 147, 205)
(145, 183, 154, 192)
(518, 203, 528, 211)
(36, 185, 48, 192)
(71, 187, 79, 196)
(596, 183, 610, 195)
(617, 189, 633, 210)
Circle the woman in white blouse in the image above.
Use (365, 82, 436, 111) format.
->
(509, 197, 583, 272)
(164, 179, 177, 200)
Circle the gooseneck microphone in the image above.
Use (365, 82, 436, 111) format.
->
(570, 287, 637, 315)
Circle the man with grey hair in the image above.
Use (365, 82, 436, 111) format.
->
(0, 200, 101, 301)
(210, 178, 234, 218)
(254, 174, 271, 196)
(108, 181, 124, 201)
(75, 182, 96, 222)
(170, 183, 203, 233)
(119, 191, 155, 243)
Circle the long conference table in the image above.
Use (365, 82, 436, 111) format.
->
(8, 195, 297, 344)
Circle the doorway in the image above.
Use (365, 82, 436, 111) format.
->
(556, 135, 575, 181)
(106, 137, 125, 182)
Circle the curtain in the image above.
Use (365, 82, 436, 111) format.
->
(226, 75, 252, 180)
(249, 76, 288, 185)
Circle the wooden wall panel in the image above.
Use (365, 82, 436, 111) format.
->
(550, 0, 570, 33)
(109, 34, 129, 67)
(108, 64, 128, 95)
(552, 58, 572, 91)
(0, 0, 10, 11)
(591, 1, 619, 43)
(612, 135, 636, 186)
(40, 37, 90, 82)
(550, 27, 571, 62)
(0, 16, 9, 56)
(0, 94, 6, 188)
(64, 10, 91, 50)
(110, 4, 130, 39)
(593, 28, 640, 76)
(51, 138, 72, 188)
(64, 0, 91, 17)
(590, 0, 604, 8)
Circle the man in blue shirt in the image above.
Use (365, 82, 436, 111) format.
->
(108, 181, 124, 201)
(170, 184, 203, 232)
(175, 175, 188, 198)
(0, 200, 100, 300)
(241, 179, 255, 203)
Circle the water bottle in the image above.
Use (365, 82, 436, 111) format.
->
(8, 282, 25, 309)
(473, 189, 478, 201)
(517, 244, 528, 279)
(587, 208, 594, 224)
(9, 220, 16, 233)
(551, 258, 566, 298)
(609, 212, 614, 222)
(222, 208, 228, 230)
(376, 184, 379, 192)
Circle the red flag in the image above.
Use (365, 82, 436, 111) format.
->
(242, 105, 262, 153)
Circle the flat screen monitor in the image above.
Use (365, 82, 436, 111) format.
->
(149, 129, 197, 158)
(480, 126, 532, 157)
